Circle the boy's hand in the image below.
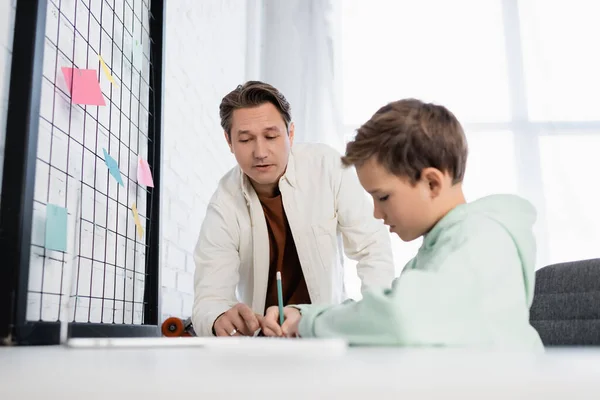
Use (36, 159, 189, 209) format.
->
(261, 306, 302, 337)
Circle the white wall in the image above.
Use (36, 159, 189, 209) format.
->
(160, 0, 249, 321)
(0, 0, 16, 199)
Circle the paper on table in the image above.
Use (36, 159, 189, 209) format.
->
(61, 67, 106, 106)
(131, 202, 144, 239)
(103, 148, 124, 186)
(65, 336, 349, 357)
(45, 204, 68, 252)
(98, 55, 118, 87)
(137, 157, 154, 187)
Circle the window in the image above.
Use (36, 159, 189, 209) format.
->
(519, 0, 600, 122)
(341, 0, 510, 126)
(340, 0, 600, 298)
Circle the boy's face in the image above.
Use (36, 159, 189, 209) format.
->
(356, 157, 442, 242)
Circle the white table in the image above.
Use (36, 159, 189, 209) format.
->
(1, 342, 600, 399)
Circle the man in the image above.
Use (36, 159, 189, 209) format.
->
(192, 81, 394, 337)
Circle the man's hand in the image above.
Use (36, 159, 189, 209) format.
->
(213, 303, 261, 336)
(261, 306, 302, 337)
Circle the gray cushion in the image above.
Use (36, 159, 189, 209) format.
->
(530, 292, 600, 320)
(530, 259, 600, 346)
(531, 320, 600, 346)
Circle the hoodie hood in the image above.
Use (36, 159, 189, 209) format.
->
(423, 194, 537, 302)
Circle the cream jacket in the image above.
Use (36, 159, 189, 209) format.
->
(192, 143, 395, 336)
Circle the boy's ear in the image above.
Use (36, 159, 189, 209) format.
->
(422, 167, 445, 198)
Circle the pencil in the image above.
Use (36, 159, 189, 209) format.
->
(276, 271, 284, 326)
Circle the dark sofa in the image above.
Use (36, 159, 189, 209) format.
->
(530, 258, 600, 346)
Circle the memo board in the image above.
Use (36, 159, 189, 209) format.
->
(0, 0, 165, 345)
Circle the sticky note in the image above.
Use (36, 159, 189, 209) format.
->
(123, 34, 143, 71)
(45, 204, 68, 252)
(131, 202, 144, 239)
(133, 39, 143, 70)
(103, 148, 124, 186)
(98, 54, 118, 87)
(61, 67, 106, 106)
(137, 157, 154, 187)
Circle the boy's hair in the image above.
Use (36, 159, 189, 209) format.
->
(219, 81, 292, 139)
(341, 99, 468, 185)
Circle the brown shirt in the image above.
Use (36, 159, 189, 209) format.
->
(259, 192, 311, 313)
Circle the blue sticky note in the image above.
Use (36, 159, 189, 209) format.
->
(103, 148, 124, 186)
(45, 204, 68, 252)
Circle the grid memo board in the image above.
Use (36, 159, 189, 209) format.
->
(26, 0, 156, 326)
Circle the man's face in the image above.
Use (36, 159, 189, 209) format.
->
(226, 102, 294, 196)
(356, 157, 437, 242)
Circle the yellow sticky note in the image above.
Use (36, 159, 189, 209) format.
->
(132, 202, 144, 239)
(98, 54, 118, 87)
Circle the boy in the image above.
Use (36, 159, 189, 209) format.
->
(261, 99, 544, 350)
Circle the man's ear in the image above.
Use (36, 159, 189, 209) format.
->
(421, 167, 445, 198)
(224, 131, 233, 153)
(288, 122, 295, 146)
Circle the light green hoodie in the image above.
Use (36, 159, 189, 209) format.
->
(297, 194, 544, 350)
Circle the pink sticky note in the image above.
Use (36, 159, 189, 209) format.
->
(137, 157, 154, 187)
(61, 67, 106, 106)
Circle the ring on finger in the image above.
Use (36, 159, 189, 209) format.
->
(229, 328, 237, 336)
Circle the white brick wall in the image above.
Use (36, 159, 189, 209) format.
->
(0, 0, 16, 200)
(160, 0, 248, 321)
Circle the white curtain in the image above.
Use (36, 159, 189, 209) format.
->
(249, 0, 345, 152)
(337, 0, 600, 299)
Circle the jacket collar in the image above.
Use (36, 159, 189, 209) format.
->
(239, 149, 297, 198)
(281, 148, 297, 188)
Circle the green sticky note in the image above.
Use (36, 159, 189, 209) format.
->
(133, 39, 143, 70)
(45, 204, 68, 252)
